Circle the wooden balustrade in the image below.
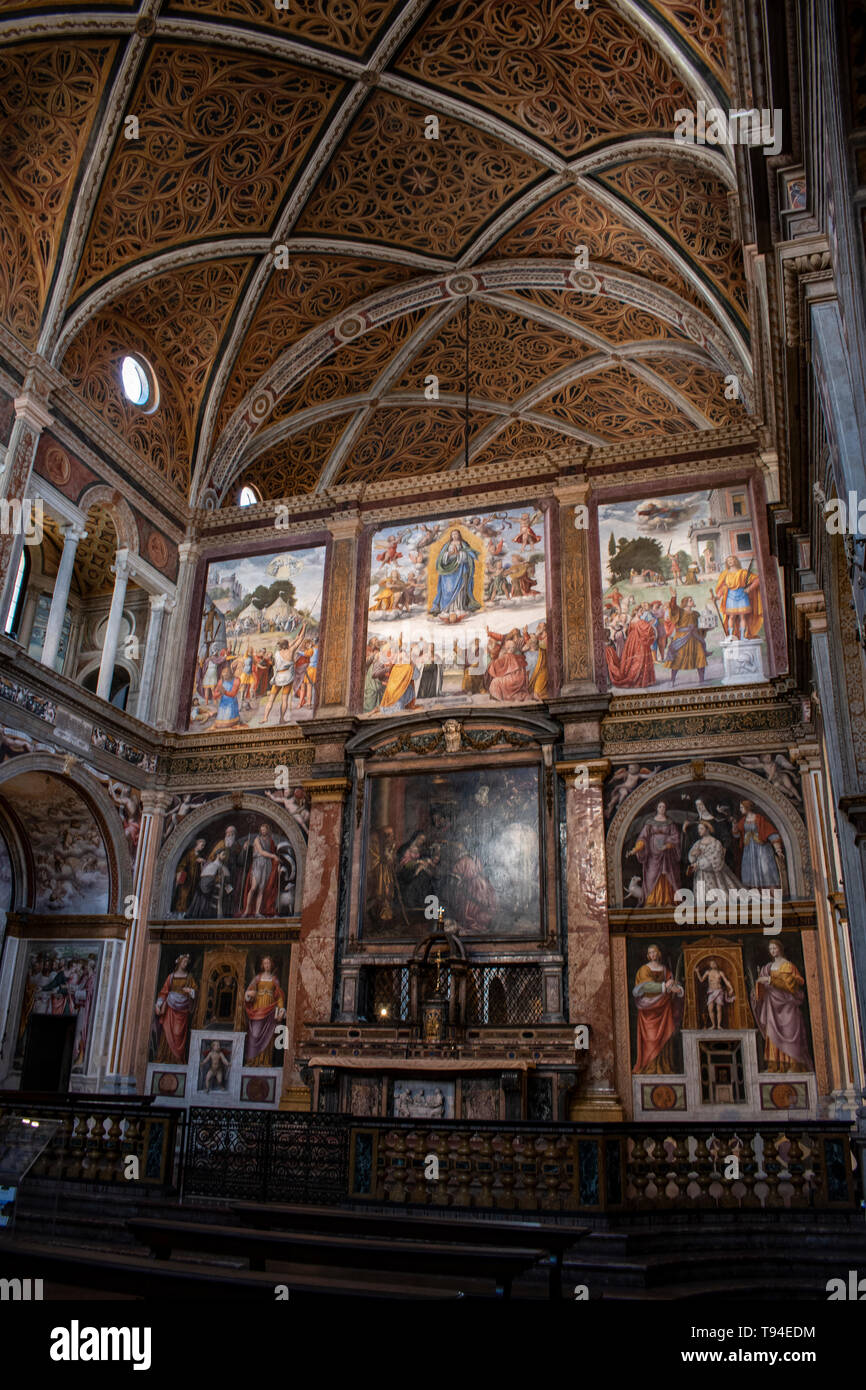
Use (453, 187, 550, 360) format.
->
(0, 1094, 178, 1188)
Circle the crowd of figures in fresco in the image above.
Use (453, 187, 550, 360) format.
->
(15, 942, 102, 1074)
(619, 782, 787, 906)
(598, 487, 768, 691)
(190, 547, 325, 730)
(364, 507, 549, 715)
(169, 812, 297, 919)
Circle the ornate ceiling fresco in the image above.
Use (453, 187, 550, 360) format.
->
(0, 0, 754, 511)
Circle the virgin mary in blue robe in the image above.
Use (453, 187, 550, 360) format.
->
(429, 530, 481, 616)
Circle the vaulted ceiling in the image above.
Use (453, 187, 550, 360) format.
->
(0, 0, 754, 513)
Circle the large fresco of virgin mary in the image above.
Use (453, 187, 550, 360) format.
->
(363, 505, 549, 716)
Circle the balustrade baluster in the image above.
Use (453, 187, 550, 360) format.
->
(100, 1111, 123, 1182)
(496, 1134, 516, 1211)
(693, 1135, 714, 1207)
(454, 1130, 472, 1207)
(476, 1131, 494, 1209)
(672, 1134, 691, 1208)
(786, 1134, 808, 1208)
(739, 1133, 761, 1209)
(763, 1132, 783, 1208)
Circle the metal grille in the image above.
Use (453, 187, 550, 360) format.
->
(364, 966, 410, 1022)
(182, 1108, 350, 1205)
(466, 966, 544, 1025)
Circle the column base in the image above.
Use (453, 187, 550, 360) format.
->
(280, 1085, 312, 1112)
(568, 1087, 624, 1123)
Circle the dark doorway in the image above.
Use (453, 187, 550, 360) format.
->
(21, 1015, 76, 1092)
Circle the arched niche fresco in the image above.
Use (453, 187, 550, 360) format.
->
(607, 762, 811, 907)
(0, 769, 112, 914)
(158, 801, 304, 920)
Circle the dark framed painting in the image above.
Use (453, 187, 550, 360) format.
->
(361, 765, 542, 941)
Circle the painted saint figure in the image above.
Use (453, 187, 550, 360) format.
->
(664, 591, 708, 685)
(243, 956, 286, 1066)
(733, 800, 784, 887)
(632, 944, 684, 1074)
(751, 939, 812, 1071)
(154, 953, 196, 1063)
(695, 958, 735, 1030)
(604, 607, 657, 688)
(715, 556, 763, 638)
(629, 801, 682, 906)
(241, 823, 281, 917)
(687, 823, 743, 894)
(429, 530, 481, 620)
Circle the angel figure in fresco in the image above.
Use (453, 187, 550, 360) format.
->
(632, 945, 684, 1074)
(715, 556, 763, 639)
(605, 764, 659, 817)
(750, 940, 812, 1072)
(513, 511, 542, 551)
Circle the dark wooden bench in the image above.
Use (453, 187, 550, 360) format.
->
(127, 1216, 545, 1298)
(0, 1238, 465, 1301)
(232, 1200, 589, 1299)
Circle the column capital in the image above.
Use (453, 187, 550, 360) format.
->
(327, 511, 363, 542)
(302, 777, 351, 804)
(61, 523, 88, 545)
(111, 547, 133, 581)
(178, 540, 201, 566)
(140, 789, 172, 816)
(556, 758, 610, 786)
(788, 741, 823, 774)
(792, 589, 827, 640)
(148, 592, 175, 613)
(554, 478, 591, 507)
(13, 390, 53, 433)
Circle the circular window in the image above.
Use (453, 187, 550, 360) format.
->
(120, 354, 157, 410)
(238, 485, 260, 507)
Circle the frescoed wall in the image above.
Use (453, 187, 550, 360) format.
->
(362, 765, 542, 941)
(0, 772, 110, 914)
(627, 932, 814, 1079)
(597, 485, 770, 692)
(189, 546, 326, 731)
(618, 779, 793, 907)
(167, 810, 297, 919)
(147, 943, 290, 1105)
(363, 506, 549, 716)
(13, 940, 104, 1074)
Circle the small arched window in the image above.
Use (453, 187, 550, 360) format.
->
(238, 485, 260, 507)
(120, 354, 158, 412)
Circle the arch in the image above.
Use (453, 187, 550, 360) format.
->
(76, 486, 139, 555)
(153, 792, 307, 920)
(0, 754, 134, 913)
(606, 759, 812, 903)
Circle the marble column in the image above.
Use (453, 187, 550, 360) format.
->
(791, 740, 865, 1112)
(41, 523, 86, 669)
(0, 387, 53, 625)
(317, 512, 362, 715)
(109, 790, 171, 1089)
(153, 539, 199, 729)
(136, 593, 173, 723)
(282, 778, 350, 1105)
(96, 548, 132, 701)
(558, 757, 623, 1120)
(555, 479, 597, 694)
